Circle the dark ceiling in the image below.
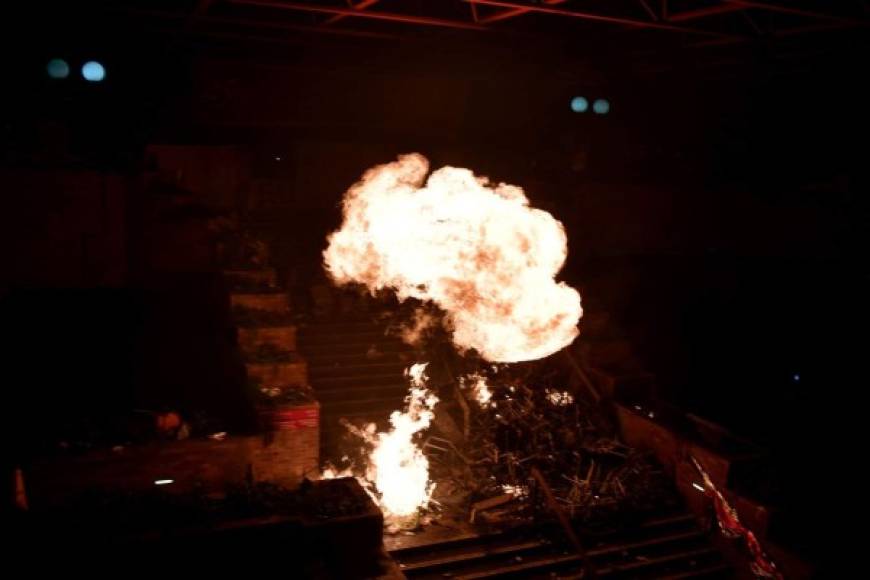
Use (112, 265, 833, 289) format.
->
(111, 1, 870, 40)
(2, 1, 866, 169)
(103, 1, 868, 56)
(24, 1, 863, 78)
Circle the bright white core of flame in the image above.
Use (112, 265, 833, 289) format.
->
(324, 153, 582, 363)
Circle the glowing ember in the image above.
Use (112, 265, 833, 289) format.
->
(502, 484, 529, 498)
(462, 373, 494, 407)
(545, 389, 574, 406)
(324, 153, 582, 363)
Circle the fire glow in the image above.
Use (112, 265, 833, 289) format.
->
(322, 155, 584, 523)
(371, 363, 439, 518)
(323, 363, 438, 521)
(324, 153, 582, 363)
(461, 373, 494, 407)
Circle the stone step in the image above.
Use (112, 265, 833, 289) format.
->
(223, 268, 277, 289)
(231, 291, 290, 314)
(301, 340, 411, 358)
(309, 361, 408, 380)
(237, 325, 297, 354)
(298, 328, 391, 345)
(314, 382, 409, 404)
(321, 397, 404, 424)
(312, 372, 408, 389)
(297, 319, 387, 334)
(246, 357, 308, 388)
(304, 349, 411, 368)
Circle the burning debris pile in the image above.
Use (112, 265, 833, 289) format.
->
(319, 154, 672, 532)
(323, 359, 677, 533)
(427, 367, 679, 529)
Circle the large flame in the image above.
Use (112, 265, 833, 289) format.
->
(324, 153, 582, 363)
(371, 363, 438, 517)
(323, 363, 438, 520)
(461, 373, 494, 407)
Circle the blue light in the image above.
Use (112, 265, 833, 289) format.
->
(570, 96, 589, 113)
(593, 99, 610, 115)
(46, 58, 69, 79)
(793, 373, 800, 382)
(81, 61, 106, 82)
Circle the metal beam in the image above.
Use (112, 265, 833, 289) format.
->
(638, 0, 659, 21)
(463, 0, 744, 38)
(228, 0, 486, 30)
(324, 0, 378, 26)
(118, 7, 396, 40)
(740, 10, 763, 35)
(667, 4, 744, 22)
(481, 7, 530, 23)
(479, 0, 566, 25)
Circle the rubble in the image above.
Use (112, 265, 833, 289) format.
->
(420, 359, 679, 531)
(231, 305, 295, 327)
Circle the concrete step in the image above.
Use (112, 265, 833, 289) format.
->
(312, 372, 408, 389)
(237, 325, 297, 354)
(223, 268, 278, 290)
(321, 396, 405, 422)
(314, 382, 409, 404)
(304, 350, 411, 368)
(231, 291, 290, 314)
(246, 358, 308, 388)
(309, 361, 408, 380)
(298, 328, 392, 345)
(301, 340, 411, 358)
(298, 319, 387, 334)
(390, 508, 729, 580)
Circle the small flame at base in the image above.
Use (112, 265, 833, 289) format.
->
(322, 363, 438, 522)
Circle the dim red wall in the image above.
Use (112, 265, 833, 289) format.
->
(0, 169, 126, 288)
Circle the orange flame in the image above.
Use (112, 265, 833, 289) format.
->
(322, 363, 438, 521)
(324, 153, 582, 362)
(371, 363, 438, 517)
(462, 373, 494, 407)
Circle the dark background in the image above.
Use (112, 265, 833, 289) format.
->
(1, 2, 867, 567)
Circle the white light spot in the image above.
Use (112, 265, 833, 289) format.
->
(154, 479, 174, 486)
(47, 58, 69, 79)
(692, 482, 704, 492)
(81, 60, 106, 82)
(593, 98, 610, 115)
(570, 96, 588, 113)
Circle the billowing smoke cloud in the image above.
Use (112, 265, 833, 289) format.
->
(324, 153, 582, 363)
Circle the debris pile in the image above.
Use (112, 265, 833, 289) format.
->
(422, 362, 679, 530)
